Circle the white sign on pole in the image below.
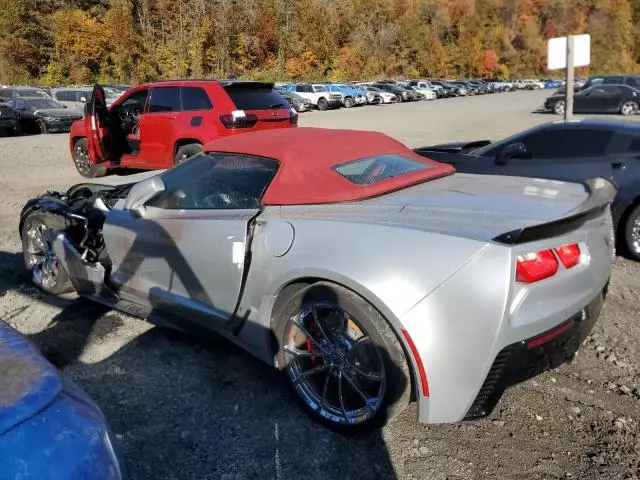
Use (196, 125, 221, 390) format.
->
(547, 34, 590, 70)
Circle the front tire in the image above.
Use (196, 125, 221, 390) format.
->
(73, 138, 107, 178)
(37, 120, 49, 134)
(620, 101, 638, 116)
(317, 98, 329, 111)
(623, 204, 640, 261)
(344, 97, 354, 108)
(274, 282, 412, 433)
(21, 212, 74, 295)
(553, 100, 566, 115)
(174, 143, 203, 164)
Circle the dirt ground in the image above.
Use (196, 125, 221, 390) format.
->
(0, 90, 639, 480)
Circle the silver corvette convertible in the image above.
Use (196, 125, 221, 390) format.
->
(20, 128, 615, 432)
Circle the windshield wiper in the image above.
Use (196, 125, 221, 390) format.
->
(268, 103, 285, 108)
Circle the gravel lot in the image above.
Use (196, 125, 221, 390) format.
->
(1, 90, 639, 480)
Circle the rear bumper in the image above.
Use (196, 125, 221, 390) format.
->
(465, 286, 605, 419)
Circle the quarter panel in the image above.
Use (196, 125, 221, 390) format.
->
(235, 208, 487, 364)
(399, 245, 511, 423)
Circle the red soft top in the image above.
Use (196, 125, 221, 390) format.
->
(204, 127, 455, 205)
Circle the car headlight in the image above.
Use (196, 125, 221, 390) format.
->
(43, 116, 59, 122)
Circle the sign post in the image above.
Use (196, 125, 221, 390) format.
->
(547, 34, 590, 121)
(565, 35, 574, 120)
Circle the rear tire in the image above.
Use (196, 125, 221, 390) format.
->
(623, 204, 640, 261)
(73, 138, 107, 178)
(174, 143, 203, 164)
(274, 282, 412, 434)
(317, 98, 329, 111)
(37, 120, 49, 134)
(21, 212, 74, 295)
(620, 101, 638, 116)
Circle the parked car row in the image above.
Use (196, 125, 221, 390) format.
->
(0, 84, 128, 135)
(274, 78, 522, 111)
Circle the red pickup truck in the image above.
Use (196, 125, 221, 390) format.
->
(70, 80, 298, 177)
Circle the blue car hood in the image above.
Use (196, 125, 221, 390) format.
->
(0, 321, 62, 436)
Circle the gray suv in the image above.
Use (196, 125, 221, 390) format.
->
(51, 87, 93, 113)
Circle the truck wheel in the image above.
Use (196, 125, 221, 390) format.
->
(175, 143, 203, 164)
(73, 138, 107, 178)
(317, 98, 329, 111)
(344, 97, 354, 108)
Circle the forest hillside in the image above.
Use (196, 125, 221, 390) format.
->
(1, 0, 639, 85)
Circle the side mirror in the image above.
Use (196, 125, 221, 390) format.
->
(496, 142, 530, 165)
(123, 176, 165, 217)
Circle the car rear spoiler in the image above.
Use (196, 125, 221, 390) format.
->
(413, 140, 492, 155)
(492, 177, 617, 245)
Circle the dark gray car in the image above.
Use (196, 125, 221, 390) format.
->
(11, 97, 82, 133)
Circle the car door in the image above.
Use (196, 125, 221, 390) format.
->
(483, 127, 615, 182)
(597, 86, 626, 113)
(575, 87, 610, 113)
(606, 129, 640, 184)
(84, 84, 114, 163)
(102, 152, 279, 329)
(139, 86, 182, 168)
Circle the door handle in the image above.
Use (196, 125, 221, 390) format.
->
(166, 116, 176, 120)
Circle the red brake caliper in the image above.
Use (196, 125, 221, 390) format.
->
(306, 339, 319, 365)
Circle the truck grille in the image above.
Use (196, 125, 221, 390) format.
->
(329, 94, 342, 101)
(0, 106, 17, 119)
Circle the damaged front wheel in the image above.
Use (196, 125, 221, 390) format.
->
(21, 212, 74, 295)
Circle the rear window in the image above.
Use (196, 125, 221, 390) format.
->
(333, 154, 430, 185)
(224, 85, 288, 110)
(181, 87, 212, 111)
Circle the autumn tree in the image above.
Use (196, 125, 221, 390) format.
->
(2, 0, 640, 85)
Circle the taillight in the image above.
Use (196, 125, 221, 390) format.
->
(555, 243, 581, 268)
(219, 113, 258, 129)
(516, 249, 558, 283)
(289, 108, 298, 125)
